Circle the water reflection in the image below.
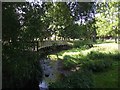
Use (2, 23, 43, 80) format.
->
(39, 80, 48, 90)
(39, 57, 54, 90)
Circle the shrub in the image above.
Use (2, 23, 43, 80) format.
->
(49, 70, 94, 88)
(62, 55, 77, 70)
(73, 40, 94, 49)
(87, 51, 106, 60)
(73, 41, 86, 48)
(63, 55, 72, 60)
(110, 53, 120, 61)
(87, 51, 120, 61)
(82, 59, 112, 72)
(2, 50, 43, 88)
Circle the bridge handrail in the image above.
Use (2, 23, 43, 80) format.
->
(38, 40, 68, 49)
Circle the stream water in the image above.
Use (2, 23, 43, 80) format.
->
(38, 45, 72, 89)
(39, 57, 58, 90)
(38, 57, 71, 90)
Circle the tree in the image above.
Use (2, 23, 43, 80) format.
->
(2, 2, 43, 88)
(95, 2, 119, 42)
(44, 2, 73, 40)
(68, 2, 97, 42)
(19, 2, 46, 41)
(2, 2, 21, 45)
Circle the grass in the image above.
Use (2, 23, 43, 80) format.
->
(49, 42, 119, 60)
(96, 39, 116, 44)
(93, 61, 119, 88)
(48, 40, 120, 88)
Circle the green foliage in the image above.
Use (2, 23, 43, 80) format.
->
(96, 2, 119, 37)
(82, 59, 112, 72)
(94, 61, 119, 88)
(49, 70, 94, 88)
(2, 2, 20, 42)
(87, 51, 120, 61)
(45, 2, 73, 39)
(73, 40, 93, 49)
(2, 3, 43, 88)
(109, 53, 120, 61)
(2, 50, 43, 88)
(52, 42, 57, 46)
(20, 2, 46, 41)
(63, 24, 88, 40)
(73, 40, 86, 48)
(52, 42, 119, 88)
(58, 49, 114, 73)
(2, 1, 119, 89)
(81, 51, 113, 72)
(62, 55, 77, 70)
(87, 51, 106, 60)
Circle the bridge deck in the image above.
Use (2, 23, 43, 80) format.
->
(29, 40, 72, 51)
(38, 40, 69, 49)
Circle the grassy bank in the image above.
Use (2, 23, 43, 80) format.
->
(48, 41, 120, 88)
(93, 61, 119, 88)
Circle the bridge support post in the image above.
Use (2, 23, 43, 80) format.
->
(37, 41, 38, 51)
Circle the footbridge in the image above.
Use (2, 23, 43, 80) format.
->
(30, 40, 72, 51)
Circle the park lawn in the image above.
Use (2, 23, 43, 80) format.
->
(93, 42, 119, 88)
(48, 42, 120, 88)
(49, 42, 119, 60)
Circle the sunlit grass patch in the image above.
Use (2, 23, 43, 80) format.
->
(49, 42, 119, 64)
(48, 55, 58, 61)
(93, 43, 119, 53)
(63, 51, 81, 56)
(96, 39, 116, 44)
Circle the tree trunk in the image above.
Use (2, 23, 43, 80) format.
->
(92, 29, 96, 42)
(37, 41, 38, 51)
(55, 34, 57, 41)
(118, 36, 120, 42)
(102, 36, 104, 42)
(62, 37, 64, 40)
(115, 36, 117, 43)
(80, 15, 82, 25)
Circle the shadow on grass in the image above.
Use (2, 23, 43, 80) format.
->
(48, 47, 120, 88)
(87, 51, 120, 61)
(59, 50, 120, 74)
